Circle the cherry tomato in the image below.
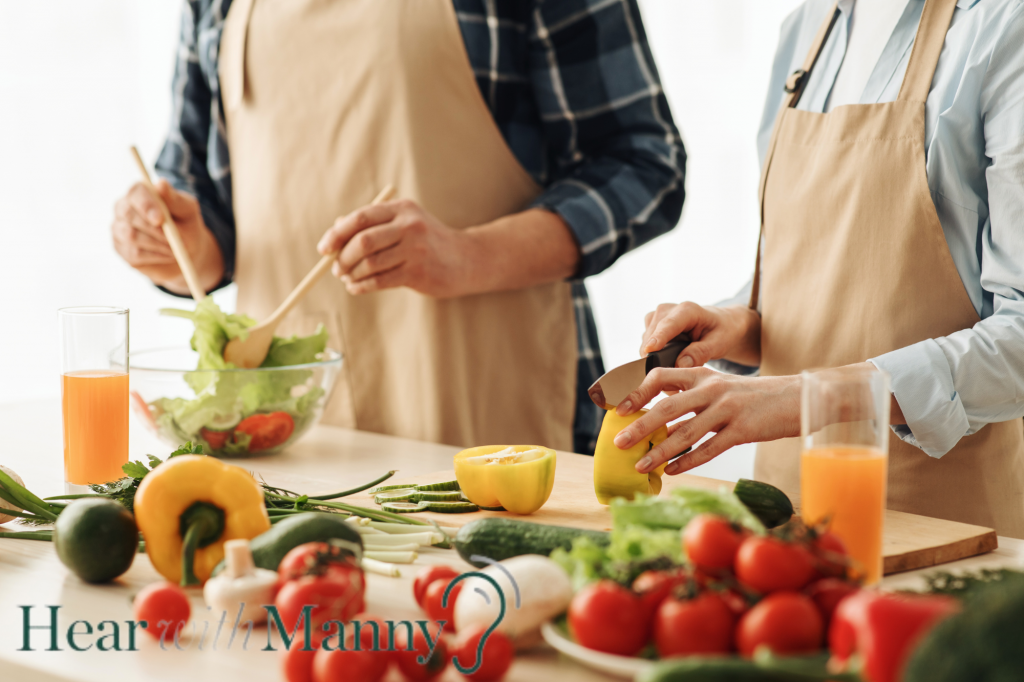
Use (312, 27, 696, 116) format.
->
(199, 427, 233, 451)
(735, 536, 816, 593)
(718, 588, 751, 617)
(633, 569, 690, 622)
(812, 531, 850, 578)
(568, 580, 648, 657)
(413, 565, 461, 608)
(805, 578, 859, 626)
(683, 514, 747, 573)
(235, 411, 295, 451)
(133, 581, 191, 642)
(654, 591, 735, 657)
(453, 624, 515, 681)
(736, 591, 823, 657)
(275, 571, 366, 637)
(279, 541, 362, 582)
(282, 638, 320, 682)
(314, 645, 388, 682)
(395, 627, 450, 681)
(423, 578, 463, 631)
(351, 614, 391, 653)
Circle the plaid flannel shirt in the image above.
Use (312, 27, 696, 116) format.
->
(156, 0, 686, 454)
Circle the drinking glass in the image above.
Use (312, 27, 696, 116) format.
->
(801, 367, 890, 585)
(59, 307, 129, 488)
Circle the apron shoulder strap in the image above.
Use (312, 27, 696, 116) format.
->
(751, 3, 839, 310)
(897, 0, 959, 103)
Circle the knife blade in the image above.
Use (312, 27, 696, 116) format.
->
(587, 333, 692, 408)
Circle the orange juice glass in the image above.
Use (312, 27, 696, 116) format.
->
(800, 367, 890, 585)
(59, 307, 129, 486)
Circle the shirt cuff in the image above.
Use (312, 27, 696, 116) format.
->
(532, 181, 618, 279)
(869, 339, 971, 458)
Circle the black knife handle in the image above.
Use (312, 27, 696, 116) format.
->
(645, 333, 692, 373)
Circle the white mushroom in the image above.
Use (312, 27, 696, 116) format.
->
(203, 539, 279, 624)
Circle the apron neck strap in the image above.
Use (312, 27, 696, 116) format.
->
(785, 4, 840, 110)
(897, 0, 959, 103)
(221, 0, 256, 111)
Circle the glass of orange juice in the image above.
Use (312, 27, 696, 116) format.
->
(59, 307, 129, 489)
(801, 367, 890, 585)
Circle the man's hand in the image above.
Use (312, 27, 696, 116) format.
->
(642, 302, 762, 368)
(317, 199, 476, 299)
(112, 180, 224, 295)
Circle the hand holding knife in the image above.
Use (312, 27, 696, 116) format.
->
(588, 333, 693, 409)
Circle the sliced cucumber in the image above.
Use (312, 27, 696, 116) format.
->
(413, 480, 461, 492)
(374, 490, 465, 505)
(380, 501, 479, 514)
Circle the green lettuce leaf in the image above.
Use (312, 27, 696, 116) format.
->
(611, 487, 765, 536)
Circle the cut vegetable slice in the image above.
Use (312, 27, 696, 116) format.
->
(380, 501, 479, 514)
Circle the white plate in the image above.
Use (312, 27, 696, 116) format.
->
(540, 621, 653, 680)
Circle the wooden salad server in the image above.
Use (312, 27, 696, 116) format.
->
(223, 184, 396, 368)
(130, 147, 207, 301)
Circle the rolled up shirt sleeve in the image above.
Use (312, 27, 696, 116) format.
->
(527, 0, 685, 278)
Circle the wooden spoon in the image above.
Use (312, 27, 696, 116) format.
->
(223, 184, 397, 368)
(130, 147, 206, 301)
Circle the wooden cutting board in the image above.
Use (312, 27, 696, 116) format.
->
(345, 451, 997, 575)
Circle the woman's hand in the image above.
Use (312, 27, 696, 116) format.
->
(317, 199, 475, 298)
(111, 180, 224, 295)
(614, 368, 801, 476)
(642, 302, 761, 368)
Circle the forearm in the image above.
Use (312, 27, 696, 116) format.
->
(462, 208, 581, 294)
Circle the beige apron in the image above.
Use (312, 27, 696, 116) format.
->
(752, 0, 1024, 537)
(218, 0, 578, 450)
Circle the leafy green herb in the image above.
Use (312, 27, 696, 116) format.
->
(89, 441, 204, 512)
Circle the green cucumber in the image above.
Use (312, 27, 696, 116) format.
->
(734, 479, 795, 529)
(639, 653, 857, 682)
(454, 518, 610, 567)
(370, 480, 461, 495)
(380, 501, 478, 514)
(213, 512, 362, 576)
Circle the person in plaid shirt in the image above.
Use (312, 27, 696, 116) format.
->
(111, 0, 685, 454)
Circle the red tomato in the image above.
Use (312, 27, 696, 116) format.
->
(351, 614, 391, 653)
(654, 591, 735, 657)
(812, 531, 850, 578)
(133, 582, 191, 642)
(275, 572, 366, 637)
(805, 578, 859, 626)
(282, 639, 320, 682)
(199, 427, 232, 451)
(423, 578, 463, 631)
(453, 624, 515, 682)
(314, 646, 388, 682)
(734, 536, 816, 593)
(235, 411, 295, 451)
(394, 627, 450, 681)
(279, 542, 363, 582)
(413, 565, 461, 608)
(633, 569, 690, 622)
(683, 514, 747, 573)
(568, 580, 649, 657)
(736, 592, 824, 657)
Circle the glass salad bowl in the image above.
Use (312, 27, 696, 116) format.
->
(129, 347, 342, 458)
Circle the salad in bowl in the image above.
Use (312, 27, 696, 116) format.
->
(130, 299, 342, 457)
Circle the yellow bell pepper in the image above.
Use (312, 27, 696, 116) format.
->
(454, 445, 556, 515)
(134, 455, 270, 586)
(594, 409, 669, 505)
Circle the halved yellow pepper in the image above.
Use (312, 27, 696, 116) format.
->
(454, 445, 557, 515)
(594, 409, 669, 505)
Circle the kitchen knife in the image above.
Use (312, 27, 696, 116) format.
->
(587, 333, 693, 408)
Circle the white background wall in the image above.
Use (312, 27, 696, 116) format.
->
(0, 0, 803, 481)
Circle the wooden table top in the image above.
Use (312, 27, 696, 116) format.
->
(2, 399, 1022, 682)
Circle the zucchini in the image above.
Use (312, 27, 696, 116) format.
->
(454, 518, 610, 568)
(734, 479, 794, 528)
(212, 512, 362, 576)
(380, 501, 479, 514)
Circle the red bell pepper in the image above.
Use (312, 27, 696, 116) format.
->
(829, 591, 959, 682)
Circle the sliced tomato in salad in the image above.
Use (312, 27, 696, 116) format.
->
(235, 412, 295, 452)
(200, 427, 233, 451)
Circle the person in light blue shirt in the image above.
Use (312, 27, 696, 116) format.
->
(607, 0, 1024, 534)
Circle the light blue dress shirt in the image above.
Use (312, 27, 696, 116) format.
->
(726, 0, 1024, 458)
